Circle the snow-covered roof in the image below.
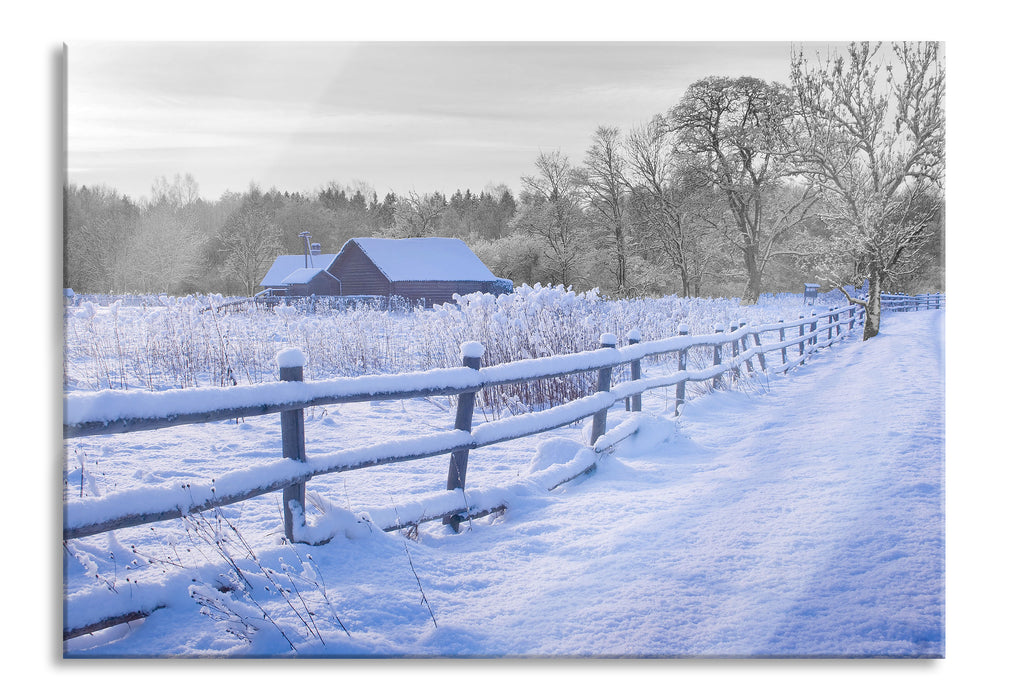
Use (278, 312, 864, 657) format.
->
(347, 237, 497, 282)
(280, 267, 334, 285)
(260, 254, 338, 287)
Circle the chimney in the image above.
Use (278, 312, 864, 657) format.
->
(299, 231, 312, 267)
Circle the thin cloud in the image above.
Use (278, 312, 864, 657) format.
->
(67, 41, 833, 200)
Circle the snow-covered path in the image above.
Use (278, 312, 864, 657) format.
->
(66, 310, 944, 658)
(401, 309, 945, 657)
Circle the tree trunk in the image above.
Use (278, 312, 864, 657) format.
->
(742, 244, 761, 305)
(863, 265, 883, 340)
(614, 222, 627, 292)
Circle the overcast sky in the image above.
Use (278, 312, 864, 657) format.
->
(67, 41, 838, 202)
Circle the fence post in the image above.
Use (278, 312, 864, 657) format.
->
(752, 328, 767, 372)
(730, 322, 740, 380)
(849, 307, 855, 332)
(778, 320, 787, 365)
(590, 334, 618, 445)
(627, 329, 642, 412)
(827, 308, 834, 341)
(444, 342, 483, 532)
(712, 323, 724, 390)
(739, 321, 754, 374)
(797, 315, 805, 364)
(279, 348, 307, 543)
(811, 317, 818, 349)
(675, 324, 688, 415)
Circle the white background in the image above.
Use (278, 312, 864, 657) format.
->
(4, 1, 1002, 696)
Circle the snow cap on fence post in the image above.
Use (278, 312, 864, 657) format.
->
(599, 332, 618, 348)
(460, 341, 485, 360)
(276, 347, 306, 370)
(714, 322, 724, 333)
(626, 328, 641, 343)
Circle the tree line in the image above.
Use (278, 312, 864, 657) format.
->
(65, 42, 944, 337)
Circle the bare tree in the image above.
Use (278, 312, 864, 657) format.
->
(790, 42, 945, 339)
(131, 174, 208, 293)
(150, 173, 201, 208)
(511, 151, 587, 287)
(64, 184, 138, 293)
(668, 76, 817, 303)
(217, 189, 283, 296)
(578, 126, 630, 293)
(624, 117, 721, 297)
(388, 190, 447, 238)
(132, 203, 205, 293)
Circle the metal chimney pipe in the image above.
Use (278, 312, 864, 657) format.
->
(299, 231, 312, 268)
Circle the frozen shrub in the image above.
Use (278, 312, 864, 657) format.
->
(64, 287, 824, 414)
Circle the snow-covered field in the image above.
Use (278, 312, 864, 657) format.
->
(62, 303, 945, 659)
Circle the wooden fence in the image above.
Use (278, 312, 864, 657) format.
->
(61, 296, 941, 639)
(880, 293, 945, 312)
(63, 304, 871, 542)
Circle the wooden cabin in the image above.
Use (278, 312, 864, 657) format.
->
(259, 237, 511, 305)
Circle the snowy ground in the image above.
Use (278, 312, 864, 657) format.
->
(62, 308, 945, 659)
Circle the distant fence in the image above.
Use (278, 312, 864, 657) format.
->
(65, 292, 417, 315)
(205, 294, 416, 315)
(62, 296, 943, 639)
(880, 293, 945, 312)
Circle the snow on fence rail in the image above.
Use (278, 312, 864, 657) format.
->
(63, 297, 949, 640)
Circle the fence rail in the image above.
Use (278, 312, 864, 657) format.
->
(62, 295, 946, 639)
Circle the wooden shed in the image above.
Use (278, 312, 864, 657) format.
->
(329, 237, 510, 306)
(259, 252, 339, 296)
(279, 266, 343, 297)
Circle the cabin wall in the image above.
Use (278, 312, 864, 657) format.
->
(328, 243, 392, 296)
(285, 275, 343, 297)
(391, 280, 491, 306)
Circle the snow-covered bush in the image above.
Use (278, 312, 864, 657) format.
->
(64, 286, 826, 414)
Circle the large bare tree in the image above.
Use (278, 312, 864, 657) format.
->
(790, 42, 945, 339)
(668, 76, 817, 304)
